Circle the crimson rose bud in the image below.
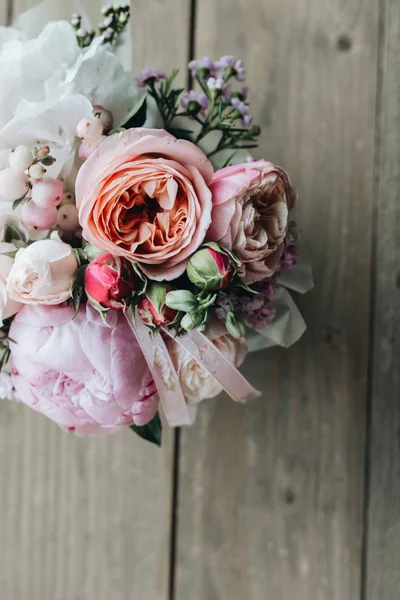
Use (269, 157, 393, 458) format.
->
(187, 246, 234, 290)
(85, 253, 135, 310)
(137, 282, 178, 327)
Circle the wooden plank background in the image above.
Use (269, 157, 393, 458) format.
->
(0, 0, 398, 599)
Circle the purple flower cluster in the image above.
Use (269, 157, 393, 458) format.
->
(231, 97, 252, 127)
(215, 273, 279, 332)
(280, 245, 299, 271)
(181, 90, 210, 114)
(135, 68, 167, 88)
(189, 55, 246, 82)
(214, 241, 299, 334)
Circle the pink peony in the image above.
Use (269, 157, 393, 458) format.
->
(9, 303, 158, 435)
(76, 128, 214, 281)
(207, 160, 296, 283)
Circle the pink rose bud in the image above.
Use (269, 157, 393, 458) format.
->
(137, 282, 178, 327)
(187, 245, 234, 290)
(85, 253, 136, 310)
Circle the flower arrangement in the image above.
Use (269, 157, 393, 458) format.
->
(0, 2, 312, 446)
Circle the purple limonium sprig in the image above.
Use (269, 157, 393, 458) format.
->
(216, 55, 246, 81)
(135, 68, 167, 88)
(280, 245, 299, 271)
(181, 90, 210, 115)
(246, 305, 276, 330)
(188, 56, 219, 78)
(72, 4, 130, 48)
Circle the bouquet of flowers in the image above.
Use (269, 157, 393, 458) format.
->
(0, 2, 312, 445)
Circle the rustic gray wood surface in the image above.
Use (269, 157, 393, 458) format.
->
(0, 0, 397, 599)
(364, 1, 400, 599)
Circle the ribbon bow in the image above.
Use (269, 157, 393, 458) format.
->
(125, 308, 261, 427)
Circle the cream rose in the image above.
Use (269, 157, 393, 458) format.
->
(6, 234, 78, 305)
(167, 320, 248, 404)
(0, 242, 21, 325)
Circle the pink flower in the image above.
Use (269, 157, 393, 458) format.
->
(76, 128, 214, 281)
(9, 303, 158, 435)
(137, 282, 178, 327)
(85, 253, 136, 310)
(207, 160, 296, 283)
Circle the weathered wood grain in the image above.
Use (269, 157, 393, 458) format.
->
(0, 0, 8, 25)
(364, 1, 400, 598)
(0, 1, 188, 599)
(175, 1, 379, 599)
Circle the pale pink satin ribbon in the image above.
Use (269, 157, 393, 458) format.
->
(125, 308, 197, 426)
(161, 327, 261, 405)
(125, 308, 261, 427)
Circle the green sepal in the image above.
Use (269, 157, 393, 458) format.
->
(165, 290, 198, 312)
(4, 223, 25, 244)
(226, 311, 245, 339)
(146, 281, 167, 315)
(113, 94, 148, 131)
(12, 189, 29, 211)
(130, 412, 162, 447)
(233, 279, 259, 295)
(70, 264, 88, 317)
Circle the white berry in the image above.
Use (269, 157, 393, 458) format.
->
(21, 201, 57, 230)
(0, 168, 29, 201)
(31, 178, 63, 208)
(28, 163, 47, 179)
(93, 105, 114, 133)
(56, 204, 80, 232)
(60, 192, 75, 206)
(9, 146, 34, 171)
(76, 116, 104, 142)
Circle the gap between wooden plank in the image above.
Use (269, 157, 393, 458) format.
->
(168, 2, 197, 598)
(6, 0, 12, 25)
(360, 1, 386, 598)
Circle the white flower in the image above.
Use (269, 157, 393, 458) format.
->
(167, 320, 248, 404)
(0, 242, 21, 325)
(6, 233, 78, 305)
(0, 21, 139, 179)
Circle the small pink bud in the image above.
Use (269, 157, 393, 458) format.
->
(187, 246, 234, 290)
(85, 253, 136, 310)
(137, 283, 178, 327)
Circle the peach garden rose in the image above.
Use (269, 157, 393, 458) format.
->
(76, 128, 214, 281)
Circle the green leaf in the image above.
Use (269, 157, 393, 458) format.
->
(146, 281, 167, 315)
(4, 223, 24, 243)
(130, 412, 162, 446)
(165, 290, 198, 312)
(226, 311, 246, 339)
(12, 190, 29, 211)
(40, 155, 56, 166)
(115, 94, 148, 131)
(168, 128, 193, 141)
